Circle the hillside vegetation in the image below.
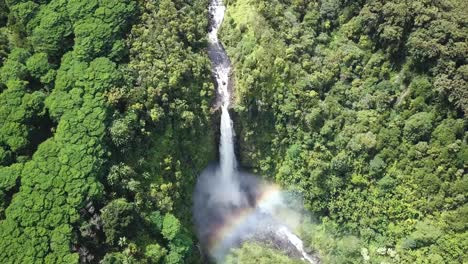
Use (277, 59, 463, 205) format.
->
(221, 0, 467, 263)
(0, 0, 214, 262)
(0, 0, 466, 263)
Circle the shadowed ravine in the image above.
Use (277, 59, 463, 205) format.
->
(193, 0, 320, 263)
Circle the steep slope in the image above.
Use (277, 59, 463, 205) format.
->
(221, 0, 467, 262)
(0, 0, 215, 263)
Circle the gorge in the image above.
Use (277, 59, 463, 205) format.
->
(193, 0, 319, 262)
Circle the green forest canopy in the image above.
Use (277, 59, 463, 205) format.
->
(0, 0, 214, 263)
(222, 0, 467, 263)
(0, 0, 466, 263)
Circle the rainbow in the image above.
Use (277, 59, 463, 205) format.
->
(207, 184, 284, 257)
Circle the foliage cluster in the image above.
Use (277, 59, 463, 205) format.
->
(0, 0, 214, 263)
(225, 242, 304, 264)
(222, 0, 467, 263)
(0, 0, 137, 261)
(95, 0, 215, 262)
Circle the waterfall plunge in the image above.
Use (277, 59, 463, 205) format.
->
(208, 0, 243, 206)
(193, 1, 319, 263)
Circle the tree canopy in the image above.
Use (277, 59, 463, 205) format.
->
(221, 0, 467, 262)
(0, 0, 466, 263)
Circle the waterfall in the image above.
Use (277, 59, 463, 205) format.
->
(193, 1, 319, 263)
(208, 0, 242, 205)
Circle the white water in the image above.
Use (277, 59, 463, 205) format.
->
(277, 226, 317, 263)
(206, 0, 316, 262)
(208, 0, 242, 205)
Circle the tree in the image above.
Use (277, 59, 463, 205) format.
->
(66, 0, 97, 24)
(29, 5, 72, 56)
(101, 199, 135, 245)
(403, 112, 434, 143)
(72, 0, 136, 61)
(0, 47, 30, 82)
(7, 1, 39, 36)
(73, 18, 113, 61)
(109, 113, 137, 148)
(161, 213, 180, 241)
(401, 220, 442, 249)
(0, 28, 9, 66)
(106, 163, 137, 194)
(145, 244, 167, 263)
(25, 52, 54, 82)
(0, 79, 45, 154)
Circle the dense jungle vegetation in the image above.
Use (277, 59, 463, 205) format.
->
(221, 0, 467, 263)
(0, 0, 215, 262)
(0, 0, 466, 263)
